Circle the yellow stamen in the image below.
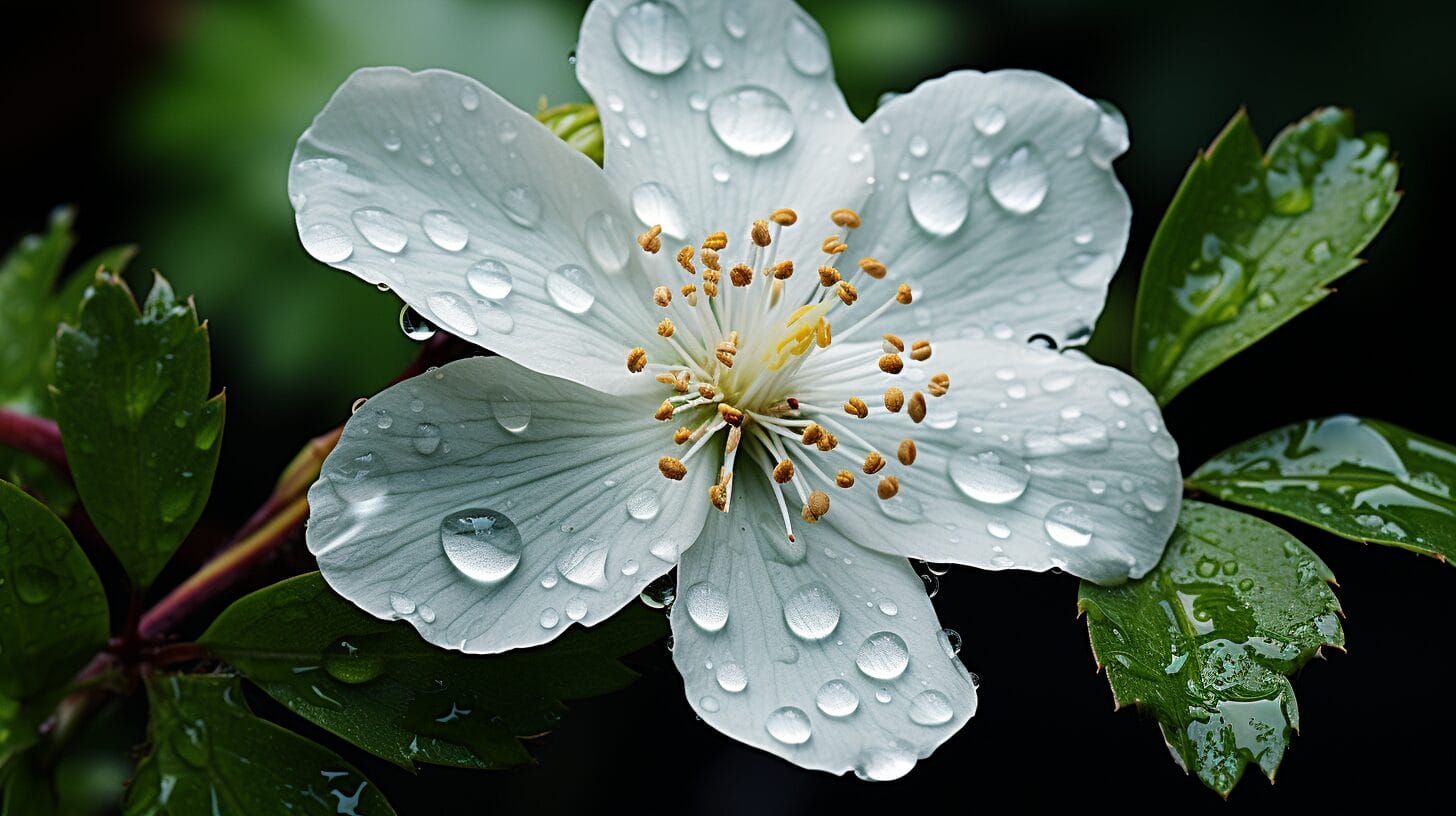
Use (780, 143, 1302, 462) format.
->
(830, 208, 861, 229)
(843, 396, 868, 418)
(818, 266, 841, 287)
(801, 490, 830, 523)
(820, 234, 842, 254)
(815, 320, 832, 348)
(703, 231, 728, 250)
(928, 373, 950, 397)
(863, 450, 886, 474)
(815, 431, 838, 452)
(717, 403, 744, 426)
(659, 456, 687, 480)
(908, 391, 927, 423)
(835, 469, 855, 488)
(773, 459, 795, 483)
(771, 260, 795, 279)
(898, 438, 917, 466)
(653, 285, 671, 307)
(657, 319, 675, 338)
(673, 426, 692, 444)
(698, 384, 717, 399)
(700, 248, 721, 271)
(637, 224, 662, 254)
(879, 353, 904, 374)
(801, 423, 823, 446)
(883, 387, 904, 412)
(910, 339, 932, 361)
(655, 400, 675, 421)
(730, 263, 754, 287)
(751, 219, 771, 247)
(709, 483, 729, 512)
(896, 283, 913, 304)
(882, 333, 904, 352)
(877, 475, 900, 500)
(626, 347, 647, 373)
(837, 281, 858, 305)
(771, 208, 798, 226)
(858, 257, 887, 279)
(676, 245, 696, 274)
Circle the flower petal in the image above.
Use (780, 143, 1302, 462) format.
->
(290, 67, 670, 395)
(307, 355, 716, 653)
(671, 473, 976, 779)
(575, 0, 872, 305)
(799, 338, 1180, 583)
(851, 70, 1132, 347)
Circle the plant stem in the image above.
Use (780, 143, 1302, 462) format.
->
(0, 407, 68, 477)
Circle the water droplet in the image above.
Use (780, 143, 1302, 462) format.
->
(700, 695, 721, 713)
(1074, 225, 1095, 245)
(426, 291, 478, 336)
(708, 86, 795, 157)
(374, 410, 393, 430)
(614, 1, 691, 75)
(421, 210, 469, 252)
(540, 608, 560, 629)
(323, 638, 384, 684)
(716, 661, 747, 692)
(1304, 239, 1333, 263)
(412, 423, 442, 455)
(711, 162, 730, 183)
(937, 628, 963, 657)
(417, 604, 436, 623)
(782, 582, 841, 640)
(301, 223, 353, 263)
(908, 690, 955, 726)
(1085, 103, 1129, 168)
(14, 565, 58, 604)
(765, 706, 812, 745)
(908, 134, 930, 158)
(907, 171, 970, 236)
(491, 388, 531, 433)
(700, 43, 724, 69)
(857, 743, 917, 781)
(439, 508, 523, 582)
(856, 631, 910, 680)
(875, 688, 893, 704)
(459, 84, 479, 111)
(620, 559, 640, 576)
(500, 185, 542, 228)
(626, 488, 661, 520)
(972, 105, 1006, 135)
(546, 264, 597, 314)
(466, 258, 513, 299)
(382, 129, 402, 152)
(1266, 166, 1312, 216)
(921, 572, 940, 597)
(816, 679, 860, 717)
(557, 538, 609, 587)
(584, 211, 630, 273)
(1057, 252, 1115, 289)
(398, 305, 437, 341)
(351, 207, 408, 253)
(878, 598, 899, 616)
(565, 597, 588, 621)
(684, 581, 730, 632)
(1043, 502, 1093, 547)
(630, 182, 689, 239)
(785, 16, 830, 75)
(1150, 435, 1179, 461)
(639, 574, 676, 609)
(948, 450, 1030, 504)
(987, 144, 1049, 215)
(1106, 387, 1132, 407)
(497, 121, 518, 144)
(389, 593, 416, 616)
(722, 5, 747, 38)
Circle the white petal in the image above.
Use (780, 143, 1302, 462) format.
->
(306, 356, 715, 653)
(851, 70, 1131, 347)
(575, 0, 871, 305)
(672, 473, 976, 779)
(800, 338, 1180, 583)
(290, 67, 670, 395)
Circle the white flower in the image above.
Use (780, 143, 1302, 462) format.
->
(288, 0, 1181, 780)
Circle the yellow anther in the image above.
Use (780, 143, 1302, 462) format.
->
(655, 400, 675, 421)
(830, 208, 861, 229)
(709, 483, 729, 512)
(717, 403, 744, 426)
(626, 347, 648, 373)
(820, 234, 842, 254)
(896, 283, 913, 304)
(698, 384, 717, 399)
(858, 257, 887, 279)
(676, 245, 696, 274)
(837, 281, 858, 305)
(801, 423, 823, 446)
(898, 438, 917, 466)
(773, 459, 795, 483)
(703, 231, 728, 250)
(882, 333, 904, 352)
(657, 318, 675, 338)
(879, 353, 904, 374)
(814, 320, 832, 348)
(815, 432, 838, 452)
(730, 263, 754, 287)
(771, 208, 799, 226)
(704, 280, 719, 297)
(674, 371, 692, 393)
(703, 268, 721, 284)
(751, 219, 772, 247)
(928, 372, 950, 397)
(655, 372, 677, 386)
(883, 387, 905, 412)
(659, 456, 687, 480)
(877, 475, 900, 500)
(725, 425, 742, 453)
(908, 391, 927, 423)
(700, 248, 721, 271)
(771, 260, 795, 280)
(801, 490, 830, 523)
(680, 282, 697, 297)
(863, 450, 886, 474)
(653, 285, 672, 307)
(637, 224, 663, 254)
(910, 339, 932, 361)
(714, 342, 737, 368)
(673, 426, 693, 445)
(835, 469, 856, 488)
(844, 396, 869, 418)
(818, 266, 841, 287)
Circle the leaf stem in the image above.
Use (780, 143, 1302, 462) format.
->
(0, 407, 69, 477)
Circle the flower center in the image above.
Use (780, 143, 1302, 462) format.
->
(624, 207, 951, 541)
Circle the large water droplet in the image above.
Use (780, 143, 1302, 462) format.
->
(459, 84, 479, 111)
(399, 305, 437, 341)
(1057, 252, 1116, 289)
(684, 581, 730, 632)
(466, 258, 512, 299)
(389, 592, 416, 616)
(782, 582, 841, 640)
(988, 144, 1049, 215)
(422, 210, 469, 252)
(546, 264, 597, 314)
(491, 388, 531, 433)
(323, 638, 385, 684)
(856, 631, 910, 680)
(14, 565, 59, 604)
(626, 488, 661, 521)
(784, 16, 830, 75)
(765, 706, 812, 745)
(301, 223, 354, 263)
(908, 690, 955, 726)
(557, 538, 609, 587)
(613, 1, 691, 76)
(716, 661, 748, 692)
(948, 450, 1030, 504)
(540, 608, 560, 629)
(972, 105, 1006, 135)
(1044, 502, 1093, 547)
(630, 182, 689, 240)
(907, 171, 970, 236)
(856, 743, 917, 781)
(708, 86, 794, 157)
(440, 508, 523, 582)
(585, 211, 630, 273)
(426, 292, 478, 337)
(500, 185, 542, 228)
(816, 679, 860, 717)
(351, 207, 409, 253)
(1085, 103, 1129, 169)
(412, 423, 442, 455)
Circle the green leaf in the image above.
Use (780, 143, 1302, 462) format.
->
(1132, 108, 1399, 404)
(199, 572, 667, 771)
(52, 272, 225, 589)
(1188, 415, 1456, 564)
(0, 481, 109, 700)
(535, 102, 603, 166)
(1, 750, 59, 816)
(1077, 501, 1343, 797)
(124, 674, 394, 816)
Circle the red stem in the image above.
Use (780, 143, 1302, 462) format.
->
(0, 408, 69, 477)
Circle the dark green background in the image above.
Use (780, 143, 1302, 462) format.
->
(2, 0, 1451, 811)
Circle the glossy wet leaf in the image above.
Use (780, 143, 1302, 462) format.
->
(52, 272, 225, 589)
(1132, 108, 1399, 404)
(0, 481, 109, 700)
(1078, 501, 1343, 796)
(123, 674, 394, 816)
(1189, 415, 1456, 564)
(199, 573, 667, 771)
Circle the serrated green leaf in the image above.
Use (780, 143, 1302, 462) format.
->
(124, 674, 394, 816)
(199, 572, 667, 771)
(52, 272, 224, 589)
(1078, 501, 1343, 797)
(1189, 415, 1456, 564)
(1132, 108, 1399, 404)
(0, 481, 109, 700)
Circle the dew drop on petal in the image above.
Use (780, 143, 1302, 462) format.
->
(784, 16, 830, 76)
(856, 743, 917, 781)
(389, 592, 416, 616)
(459, 84, 479, 111)
(630, 182, 689, 240)
(426, 292, 478, 336)
(1056, 252, 1116, 289)
(540, 608, 560, 629)
(626, 488, 661, 520)
(412, 422, 442, 455)
(907, 171, 970, 237)
(351, 207, 408, 253)
(816, 679, 860, 718)
(708, 86, 795, 157)
(614, 1, 691, 76)
(716, 661, 748, 692)
(972, 105, 1006, 135)
(398, 305, 437, 341)
(908, 690, 955, 726)
(987, 143, 1049, 215)
(856, 631, 910, 680)
(421, 210, 469, 252)
(765, 706, 812, 745)
(585, 211, 630, 273)
(491, 387, 531, 433)
(782, 582, 841, 640)
(301, 223, 353, 263)
(440, 508, 522, 582)
(500, 185, 542, 228)
(1044, 502, 1094, 547)
(684, 581, 730, 632)
(948, 450, 1030, 504)
(545, 264, 597, 314)
(466, 258, 513, 299)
